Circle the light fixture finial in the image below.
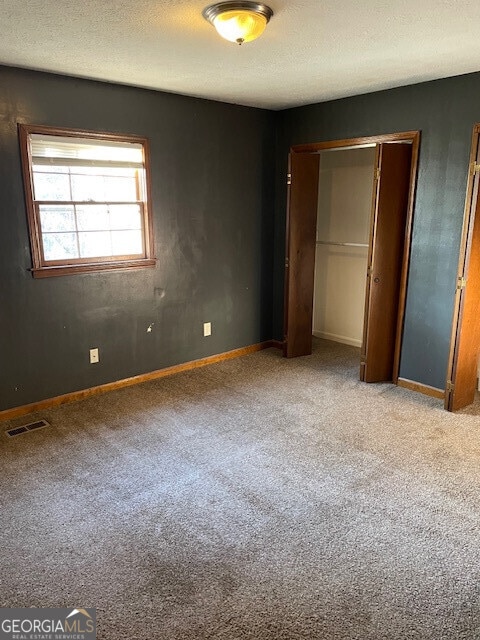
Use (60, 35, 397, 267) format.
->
(203, 2, 274, 45)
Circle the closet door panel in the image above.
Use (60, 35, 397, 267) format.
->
(284, 152, 320, 358)
(361, 143, 412, 382)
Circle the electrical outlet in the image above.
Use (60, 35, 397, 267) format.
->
(203, 322, 212, 337)
(90, 348, 99, 364)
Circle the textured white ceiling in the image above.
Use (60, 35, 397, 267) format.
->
(1, 0, 480, 110)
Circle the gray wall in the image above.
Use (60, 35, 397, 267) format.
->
(0, 66, 275, 411)
(274, 73, 480, 390)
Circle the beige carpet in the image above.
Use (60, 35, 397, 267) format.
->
(1, 339, 480, 639)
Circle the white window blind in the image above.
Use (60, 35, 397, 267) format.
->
(30, 134, 144, 168)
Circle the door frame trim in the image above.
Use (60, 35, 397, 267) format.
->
(288, 130, 421, 382)
(445, 124, 480, 410)
(283, 152, 292, 355)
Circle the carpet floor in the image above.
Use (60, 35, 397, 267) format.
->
(1, 339, 480, 639)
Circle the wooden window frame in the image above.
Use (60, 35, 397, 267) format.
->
(19, 124, 156, 278)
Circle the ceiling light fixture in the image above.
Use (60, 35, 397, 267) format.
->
(203, 2, 274, 45)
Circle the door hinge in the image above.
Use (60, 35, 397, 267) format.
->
(470, 162, 480, 175)
(367, 266, 372, 277)
(446, 380, 455, 392)
(287, 173, 292, 185)
(375, 168, 381, 181)
(456, 275, 467, 290)
(285, 257, 289, 268)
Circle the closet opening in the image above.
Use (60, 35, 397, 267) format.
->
(283, 131, 420, 385)
(313, 145, 375, 351)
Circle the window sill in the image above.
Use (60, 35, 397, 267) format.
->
(31, 258, 157, 278)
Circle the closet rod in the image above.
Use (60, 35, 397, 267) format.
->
(316, 240, 369, 248)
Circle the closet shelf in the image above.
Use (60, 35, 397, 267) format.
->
(316, 240, 369, 248)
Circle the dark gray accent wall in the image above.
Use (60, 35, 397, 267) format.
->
(0, 66, 275, 411)
(274, 73, 480, 390)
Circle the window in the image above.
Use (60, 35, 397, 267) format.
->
(19, 125, 155, 277)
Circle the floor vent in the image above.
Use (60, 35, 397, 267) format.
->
(6, 419, 50, 438)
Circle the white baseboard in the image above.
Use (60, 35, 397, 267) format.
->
(312, 330, 362, 348)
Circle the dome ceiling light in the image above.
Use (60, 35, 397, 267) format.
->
(202, 2, 274, 45)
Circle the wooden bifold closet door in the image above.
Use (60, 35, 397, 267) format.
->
(360, 143, 412, 382)
(283, 151, 320, 358)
